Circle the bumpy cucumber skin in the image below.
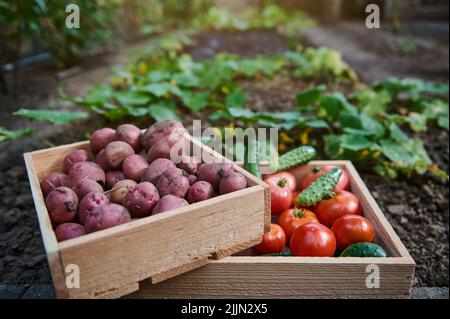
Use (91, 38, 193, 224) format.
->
(275, 146, 317, 172)
(296, 167, 342, 206)
(244, 139, 261, 179)
(340, 242, 387, 257)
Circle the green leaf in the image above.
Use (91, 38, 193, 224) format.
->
(181, 91, 210, 112)
(296, 85, 326, 108)
(407, 112, 427, 132)
(83, 84, 113, 105)
(0, 127, 32, 142)
(14, 109, 88, 125)
(225, 90, 246, 108)
(148, 104, 180, 121)
(339, 134, 377, 151)
(140, 82, 181, 97)
(304, 119, 329, 129)
(148, 71, 171, 82)
(114, 92, 150, 106)
(379, 140, 415, 165)
(389, 122, 409, 143)
(173, 73, 200, 88)
(320, 92, 358, 120)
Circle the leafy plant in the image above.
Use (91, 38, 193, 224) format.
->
(0, 127, 32, 142)
(14, 109, 89, 125)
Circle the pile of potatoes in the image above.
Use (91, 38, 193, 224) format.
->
(40, 120, 249, 242)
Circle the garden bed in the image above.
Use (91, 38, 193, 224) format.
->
(0, 27, 448, 289)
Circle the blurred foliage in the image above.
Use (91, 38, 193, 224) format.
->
(14, 109, 89, 125)
(191, 4, 315, 36)
(0, 127, 32, 142)
(0, 0, 117, 68)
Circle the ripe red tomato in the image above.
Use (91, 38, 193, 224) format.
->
(290, 223, 336, 257)
(314, 190, 362, 227)
(279, 208, 318, 241)
(265, 171, 297, 191)
(264, 176, 293, 215)
(301, 165, 350, 192)
(332, 215, 375, 251)
(252, 223, 286, 255)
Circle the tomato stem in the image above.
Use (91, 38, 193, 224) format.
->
(294, 208, 304, 218)
(311, 166, 321, 174)
(277, 178, 287, 187)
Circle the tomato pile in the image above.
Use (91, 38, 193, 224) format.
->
(252, 166, 385, 257)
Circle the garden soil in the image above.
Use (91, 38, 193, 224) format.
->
(0, 25, 448, 287)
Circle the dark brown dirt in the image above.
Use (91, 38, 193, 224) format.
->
(0, 28, 448, 288)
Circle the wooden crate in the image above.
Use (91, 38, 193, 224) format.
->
(130, 161, 415, 299)
(24, 132, 271, 299)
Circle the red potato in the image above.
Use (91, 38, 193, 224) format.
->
(54, 223, 86, 242)
(45, 187, 78, 224)
(116, 124, 143, 152)
(156, 167, 189, 198)
(110, 179, 137, 204)
(40, 172, 70, 197)
(69, 161, 106, 187)
(141, 120, 184, 150)
(72, 179, 103, 200)
(63, 149, 91, 174)
(78, 192, 110, 224)
(123, 182, 160, 218)
(104, 141, 135, 169)
(95, 149, 110, 172)
(147, 132, 184, 163)
(219, 171, 247, 194)
(90, 128, 116, 154)
(186, 181, 214, 204)
(105, 171, 126, 190)
(188, 174, 198, 186)
(152, 195, 188, 215)
(176, 155, 200, 175)
(123, 154, 148, 182)
(141, 158, 176, 185)
(197, 163, 233, 190)
(84, 203, 131, 233)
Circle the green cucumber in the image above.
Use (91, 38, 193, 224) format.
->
(244, 139, 261, 179)
(340, 242, 387, 257)
(273, 145, 317, 172)
(296, 167, 342, 206)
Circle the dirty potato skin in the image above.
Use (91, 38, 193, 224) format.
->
(123, 182, 160, 218)
(219, 171, 247, 194)
(115, 124, 143, 152)
(152, 195, 188, 215)
(186, 181, 214, 203)
(141, 120, 184, 150)
(54, 223, 86, 242)
(90, 128, 116, 154)
(104, 141, 135, 169)
(197, 163, 233, 190)
(141, 158, 176, 185)
(84, 204, 131, 233)
(147, 132, 184, 163)
(45, 187, 78, 224)
(122, 154, 148, 182)
(68, 161, 106, 187)
(156, 167, 189, 198)
(95, 149, 110, 172)
(177, 155, 200, 175)
(40, 172, 70, 197)
(110, 179, 137, 204)
(72, 179, 103, 200)
(63, 149, 91, 174)
(105, 171, 126, 190)
(78, 191, 110, 224)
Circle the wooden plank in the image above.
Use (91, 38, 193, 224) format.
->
(92, 282, 139, 299)
(212, 237, 262, 260)
(24, 153, 68, 298)
(132, 257, 415, 299)
(151, 256, 209, 284)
